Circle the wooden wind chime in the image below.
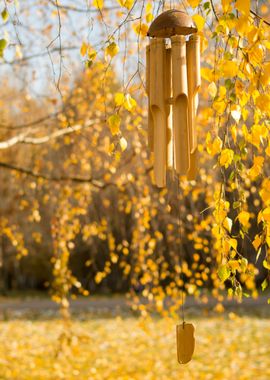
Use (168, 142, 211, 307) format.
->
(146, 9, 201, 188)
(146, 9, 201, 364)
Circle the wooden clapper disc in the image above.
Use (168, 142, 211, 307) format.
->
(176, 322, 195, 364)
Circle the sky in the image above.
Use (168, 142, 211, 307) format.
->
(0, 0, 152, 100)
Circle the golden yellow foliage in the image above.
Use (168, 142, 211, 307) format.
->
(105, 42, 119, 58)
(188, 0, 201, 8)
(219, 149, 234, 168)
(192, 14, 205, 32)
(93, 0, 103, 9)
(0, 310, 270, 380)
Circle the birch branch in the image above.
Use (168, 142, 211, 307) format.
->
(0, 119, 100, 149)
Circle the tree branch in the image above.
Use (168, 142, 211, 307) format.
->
(0, 120, 100, 149)
(0, 112, 60, 130)
(1, 46, 78, 66)
(0, 161, 105, 188)
(250, 9, 270, 27)
(48, 0, 120, 13)
(210, 0, 219, 22)
(0, 152, 150, 190)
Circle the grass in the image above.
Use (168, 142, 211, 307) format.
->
(0, 306, 270, 380)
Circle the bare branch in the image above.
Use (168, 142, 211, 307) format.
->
(210, 0, 219, 22)
(0, 112, 60, 130)
(48, 0, 120, 14)
(250, 9, 270, 27)
(1, 46, 78, 66)
(0, 161, 105, 188)
(0, 119, 101, 149)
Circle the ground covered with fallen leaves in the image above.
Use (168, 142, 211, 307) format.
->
(0, 300, 270, 380)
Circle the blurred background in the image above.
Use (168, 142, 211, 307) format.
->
(0, 0, 270, 379)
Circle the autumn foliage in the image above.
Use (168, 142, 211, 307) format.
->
(0, 0, 269, 317)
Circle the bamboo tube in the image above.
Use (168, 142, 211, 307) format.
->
(150, 38, 167, 187)
(146, 45, 154, 152)
(171, 35, 190, 175)
(187, 148, 198, 181)
(186, 34, 201, 154)
(165, 46, 173, 169)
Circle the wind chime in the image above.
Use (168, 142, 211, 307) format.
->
(146, 9, 201, 188)
(146, 9, 201, 364)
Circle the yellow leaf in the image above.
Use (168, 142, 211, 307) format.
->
(235, 0, 250, 16)
(213, 98, 227, 115)
(93, 0, 103, 9)
(221, 0, 231, 13)
(220, 61, 238, 77)
(108, 114, 121, 135)
(106, 42, 119, 58)
(266, 142, 270, 157)
(145, 4, 153, 23)
(201, 67, 214, 82)
(108, 142, 115, 154)
(133, 23, 148, 37)
(117, 0, 134, 9)
(231, 124, 237, 143)
(231, 105, 241, 123)
(87, 45, 97, 61)
(237, 211, 250, 228)
(223, 217, 232, 233)
(247, 26, 259, 44)
(249, 124, 268, 149)
(115, 93, 136, 112)
(119, 136, 127, 151)
(188, 0, 201, 8)
(124, 94, 136, 112)
(145, 3, 152, 13)
(256, 94, 270, 115)
(80, 42, 88, 57)
(206, 132, 222, 156)
(192, 14, 205, 32)
(1, 8, 9, 23)
(146, 12, 153, 23)
(262, 207, 270, 222)
(115, 92, 125, 106)
(218, 264, 231, 282)
(263, 260, 270, 270)
(248, 45, 264, 67)
(229, 238, 238, 251)
(228, 260, 240, 271)
(248, 156, 264, 180)
(95, 272, 104, 284)
(252, 234, 261, 250)
(219, 149, 234, 168)
(260, 63, 270, 86)
(208, 82, 217, 98)
(260, 179, 270, 205)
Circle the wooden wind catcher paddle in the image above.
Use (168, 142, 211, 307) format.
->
(146, 9, 200, 364)
(146, 9, 201, 188)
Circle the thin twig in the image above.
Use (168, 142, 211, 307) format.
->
(0, 161, 104, 187)
(210, 0, 219, 22)
(250, 9, 270, 27)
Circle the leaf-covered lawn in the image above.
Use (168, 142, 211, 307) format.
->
(1, 311, 270, 380)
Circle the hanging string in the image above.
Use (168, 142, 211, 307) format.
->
(166, 173, 185, 323)
(175, 173, 185, 323)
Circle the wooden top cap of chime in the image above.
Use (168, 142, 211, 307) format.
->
(147, 9, 197, 38)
